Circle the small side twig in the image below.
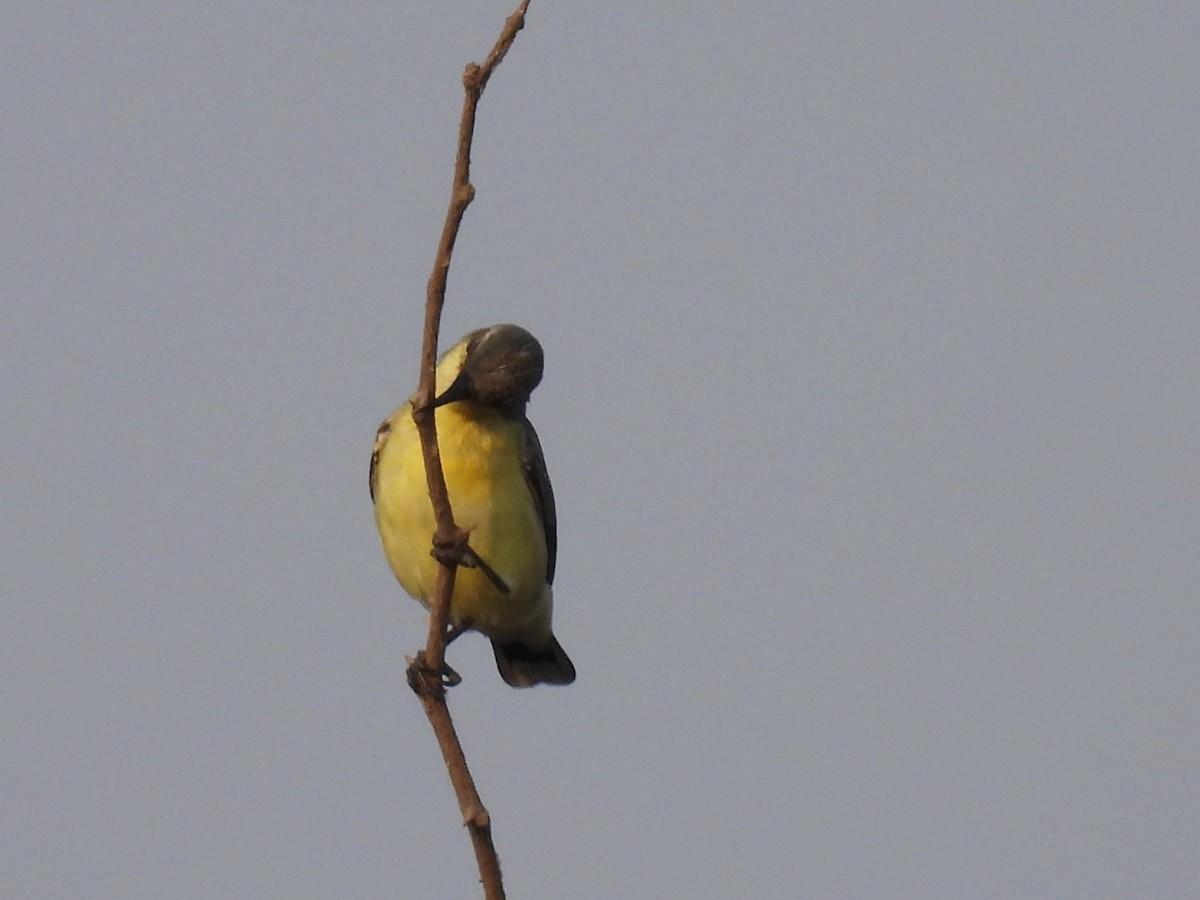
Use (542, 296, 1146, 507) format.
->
(406, 3, 531, 899)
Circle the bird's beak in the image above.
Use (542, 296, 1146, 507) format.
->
(429, 370, 474, 409)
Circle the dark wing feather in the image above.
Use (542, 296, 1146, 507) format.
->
(369, 417, 392, 504)
(519, 417, 557, 584)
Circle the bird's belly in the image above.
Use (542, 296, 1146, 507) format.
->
(376, 414, 549, 641)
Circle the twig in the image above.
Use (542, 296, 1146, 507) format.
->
(407, 2, 532, 898)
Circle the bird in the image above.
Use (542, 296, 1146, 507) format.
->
(370, 324, 575, 687)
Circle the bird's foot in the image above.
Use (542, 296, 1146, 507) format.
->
(405, 650, 462, 697)
(430, 529, 511, 595)
(445, 619, 472, 646)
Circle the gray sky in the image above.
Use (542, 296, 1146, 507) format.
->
(4, 2, 1198, 897)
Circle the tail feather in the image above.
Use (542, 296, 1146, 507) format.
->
(492, 635, 576, 688)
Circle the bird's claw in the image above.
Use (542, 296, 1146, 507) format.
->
(430, 531, 511, 595)
(405, 651, 462, 696)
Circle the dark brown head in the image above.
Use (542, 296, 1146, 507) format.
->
(430, 324, 544, 413)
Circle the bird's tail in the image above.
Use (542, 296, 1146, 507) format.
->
(492, 635, 576, 688)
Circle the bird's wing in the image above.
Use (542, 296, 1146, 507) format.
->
(520, 418, 557, 584)
(369, 410, 401, 504)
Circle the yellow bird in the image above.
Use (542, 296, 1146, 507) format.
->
(370, 324, 575, 687)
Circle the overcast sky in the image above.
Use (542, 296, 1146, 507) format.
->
(4, 2, 1198, 897)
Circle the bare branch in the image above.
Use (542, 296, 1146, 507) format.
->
(406, 2, 532, 898)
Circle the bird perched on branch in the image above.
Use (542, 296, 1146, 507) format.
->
(370, 324, 575, 687)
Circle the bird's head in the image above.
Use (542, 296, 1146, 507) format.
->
(430, 324, 544, 413)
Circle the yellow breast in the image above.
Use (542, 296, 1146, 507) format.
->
(373, 402, 550, 642)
